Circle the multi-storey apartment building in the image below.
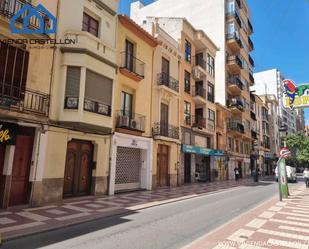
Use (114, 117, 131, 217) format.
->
(131, 0, 255, 180)
(253, 69, 297, 134)
(142, 18, 182, 188)
(32, 0, 118, 204)
(0, 0, 57, 208)
(295, 109, 305, 133)
(109, 15, 158, 195)
(141, 17, 219, 184)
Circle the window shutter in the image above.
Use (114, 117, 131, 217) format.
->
(85, 69, 113, 105)
(65, 66, 81, 97)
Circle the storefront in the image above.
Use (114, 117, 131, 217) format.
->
(265, 152, 276, 175)
(109, 132, 153, 195)
(182, 145, 224, 183)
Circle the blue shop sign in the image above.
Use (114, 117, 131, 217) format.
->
(182, 144, 224, 156)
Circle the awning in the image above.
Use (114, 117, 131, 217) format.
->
(182, 144, 225, 156)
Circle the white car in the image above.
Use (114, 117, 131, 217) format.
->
(275, 165, 297, 183)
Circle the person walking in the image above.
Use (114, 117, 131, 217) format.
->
(303, 168, 309, 188)
(234, 166, 240, 181)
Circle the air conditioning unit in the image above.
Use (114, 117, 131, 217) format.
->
(192, 68, 201, 79)
(118, 115, 130, 127)
(130, 119, 139, 130)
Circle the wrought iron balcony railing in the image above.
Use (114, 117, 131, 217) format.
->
(228, 98, 244, 111)
(0, 0, 52, 33)
(227, 55, 243, 68)
(194, 56, 206, 70)
(120, 52, 145, 78)
(193, 85, 206, 99)
(157, 72, 179, 92)
(226, 32, 243, 48)
(84, 98, 111, 117)
(228, 76, 244, 90)
(228, 121, 245, 134)
(153, 122, 179, 139)
(116, 110, 146, 132)
(0, 89, 49, 116)
(192, 116, 206, 129)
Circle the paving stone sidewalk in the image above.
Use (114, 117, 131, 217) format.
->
(184, 184, 309, 249)
(0, 178, 271, 241)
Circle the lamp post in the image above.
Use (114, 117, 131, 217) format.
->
(278, 125, 289, 201)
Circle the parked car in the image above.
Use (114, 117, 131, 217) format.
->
(275, 165, 297, 183)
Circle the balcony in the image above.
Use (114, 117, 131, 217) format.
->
(248, 19, 254, 34)
(227, 98, 244, 114)
(192, 57, 207, 80)
(153, 122, 179, 140)
(193, 85, 207, 105)
(116, 111, 145, 132)
(228, 76, 243, 95)
(227, 55, 242, 73)
(228, 121, 245, 135)
(249, 72, 255, 85)
(0, 89, 49, 116)
(119, 52, 145, 81)
(249, 55, 255, 67)
(226, 32, 243, 52)
(0, 0, 53, 37)
(248, 37, 254, 51)
(251, 130, 257, 140)
(250, 111, 257, 121)
(157, 72, 179, 93)
(250, 92, 256, 102)
(226, 11, 242, 28)
(192, 116, 206, 129)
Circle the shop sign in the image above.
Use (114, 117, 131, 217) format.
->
(265, 152, 275, 159)
(282, 79, 309, 109)
(182, 144, 224, 156)
(0, 122, 18, 145)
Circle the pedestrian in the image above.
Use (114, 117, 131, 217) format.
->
(234, 166, 240, 181)
(303, 168, 309, 188)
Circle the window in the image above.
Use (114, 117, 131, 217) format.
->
(208, 109, 215, 122)
(227, 21, 235, 35)
(185, 40, 191, 63)
(184, 71, 191, 93)
(207, 82, 214, 103)
(206, 137, 212, 148)
(226, 0, 235, 14)
(84, 69, 113, 116)
(228, 137, 234, 151)
(207, 54, 215, 77)
(184, 101, 191, 125)
(65, 66, 81, 109)
(240, 141, 244, 154)
(125, 40, 134, 71)
(121, 92, 133, 116)
(82, 12, 99, 37)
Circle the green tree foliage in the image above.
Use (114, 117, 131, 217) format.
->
(285, 133, 309, 167)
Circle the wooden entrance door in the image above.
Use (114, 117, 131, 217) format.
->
(157, 145, 169, 187)
(63, 140, 93, 198)
(9, 135, 34, 206)
(184, 153, 191, 183)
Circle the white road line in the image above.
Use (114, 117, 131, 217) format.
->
(279, 225, 309, 234)
(270, 218, 309, 227)
(278, 211, 309, 218)
(258, 229, 309, 241)
(246, 219, 267, 229)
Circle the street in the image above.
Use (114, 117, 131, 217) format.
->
(2, 181, 278, 249)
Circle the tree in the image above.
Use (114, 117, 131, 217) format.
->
(285, 133, 309, 168)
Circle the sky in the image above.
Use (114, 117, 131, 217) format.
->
(118, 0, 309, 125)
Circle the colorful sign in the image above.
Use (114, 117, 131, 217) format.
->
(182, 145, 224, 156)
(279, 148, 290, 159)
(0, 123, 18, 145)
(282, 79, 309, 109)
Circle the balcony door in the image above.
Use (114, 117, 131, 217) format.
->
(195, 108, 204, 127)
(125, 40, 134, 71)
(121, 91, 133, 117)
(160, 103, 169, 136)
(161, 57, 170, 84)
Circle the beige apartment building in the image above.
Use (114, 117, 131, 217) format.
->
(0, 0, 57, 208)
(109, 15, 158, 195)
(31, 0, 118, 204)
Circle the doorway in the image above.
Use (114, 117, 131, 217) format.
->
(184, 153, 191, 183)
(157, 145, 169, 187)
(238, 161, 243, 178)
(9, 135, 34, 206)
(63, 140, 94, 198)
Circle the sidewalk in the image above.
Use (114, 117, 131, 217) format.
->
(0, 178, 272, 241)
(184, 184, 309, 249)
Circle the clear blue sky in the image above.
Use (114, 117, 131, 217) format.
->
(119, 0, 309, 125)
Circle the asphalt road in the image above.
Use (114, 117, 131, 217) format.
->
(3, 181, 281, 249)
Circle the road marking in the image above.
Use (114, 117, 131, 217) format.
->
(267, 239, 308, 249)
(278, 211, 309, 218)
(258, 229, 309, 241)
(276, 202, 287, 206)
(284, 206, 309, 212)
(246, 219, 267, 229)
(270, 218, 309, 227)
(269, 206, 282, 212)
(279, 225, 309, 234)
(286, 216, 309, 223)
(259, 211, 275, 219)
